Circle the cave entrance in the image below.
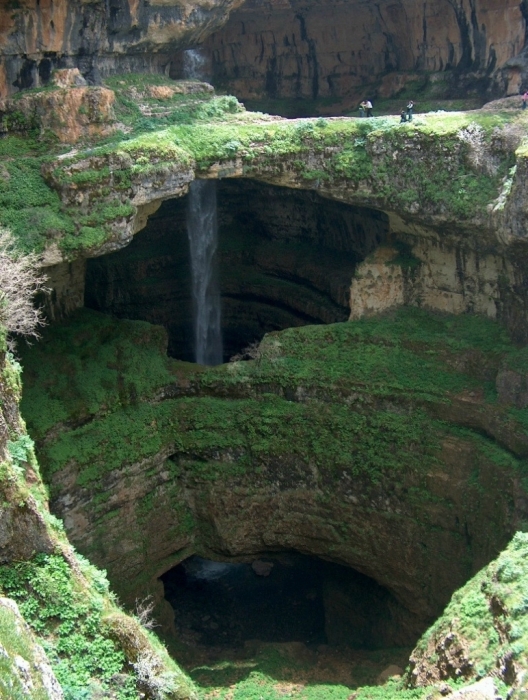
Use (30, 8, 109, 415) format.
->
(85, 180, 388, 362)
(161, 552, 418, 672)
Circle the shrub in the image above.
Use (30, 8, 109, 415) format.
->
(0, 227, 48, 347)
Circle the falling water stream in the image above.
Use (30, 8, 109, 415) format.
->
(186, 179, 223, 366)
(182, 48, 207, 81)
(183, 47, 222, 365)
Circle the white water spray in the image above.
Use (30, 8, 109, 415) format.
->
(182, 48, 207, 81)
(186, 179, 223, 366)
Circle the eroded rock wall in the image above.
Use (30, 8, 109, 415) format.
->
(203, 0, 526, 113)
(84, 182, 388, 359)
(349, 239, 528, 341)
(19, 308, 528, 643)
(0, 0, 243, 97)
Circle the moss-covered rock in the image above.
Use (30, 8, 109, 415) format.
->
(18, 308, 528, 648)
(0, 596, 63, 700)
(408, 532, 528, 698)
(0, 331, 197, 699)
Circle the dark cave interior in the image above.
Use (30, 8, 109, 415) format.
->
(84, 180, 388, 362)
(160, 552, 421, 655)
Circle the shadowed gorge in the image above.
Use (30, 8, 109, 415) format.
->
(84, 181, 388, 360)
(162, 554, 414, 650)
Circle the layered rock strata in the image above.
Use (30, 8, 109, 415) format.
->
(203, 0, 527, 114)
(84, 181, 388, 359)
(37, 98, 528, 342)
(0, 0, 243, 98)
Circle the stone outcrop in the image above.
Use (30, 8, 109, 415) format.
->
(0, 0, 244, 98)
(349, 242, 517, 334)
(408, 532, 528, 696)
(37, 99, 528, 342)
(203, 0, 527, 114)
(0, 69, 116, 143)
(0, 351, 56, 565)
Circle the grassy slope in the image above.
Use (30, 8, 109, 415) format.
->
(18, 307, 524, 491)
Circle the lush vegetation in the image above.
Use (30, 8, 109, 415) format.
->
(0, 335, 196, 700)
(19, 306, 528, 518)
(0, 73, 523, 257)
(18, 306, 528, 700)
(0, 553, 138, 699)
(410, 532, 528, 698)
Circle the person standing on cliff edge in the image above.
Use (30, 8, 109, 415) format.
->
(365, 100, 373, 117)
(406, 100, 414, 121)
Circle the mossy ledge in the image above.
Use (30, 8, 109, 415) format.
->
(0, 76, 526, 263)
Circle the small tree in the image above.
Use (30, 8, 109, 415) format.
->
(0, 228, 48, 348)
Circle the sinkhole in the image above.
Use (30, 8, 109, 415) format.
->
(160, 552, 420, 656)
(84, 180, 388, 362)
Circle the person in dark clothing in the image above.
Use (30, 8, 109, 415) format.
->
(359, 101, 367, 117)
(406, 100, 414, 121)
(400, 109, 407, 123)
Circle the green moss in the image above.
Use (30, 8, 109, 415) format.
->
(1, 75, 521, 258)
(20, 308, 523, 504)
(0, 154, 75, 253)
(208, 307, 512, 401)
(0, 553, 136, 699)
(19, 309, 179, 440)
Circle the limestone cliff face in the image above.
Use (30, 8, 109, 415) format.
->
(84, 182, 387, 360)
(0, 0, 243, 97)
(204, 0, 527, 112)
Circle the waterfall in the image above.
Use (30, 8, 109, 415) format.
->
(182, 48, 207, 81)
(186, 179, 223, 366)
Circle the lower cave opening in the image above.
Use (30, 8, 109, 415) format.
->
(161, 552, 420, 652)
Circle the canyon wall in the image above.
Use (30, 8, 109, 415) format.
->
(84, 182, 387, 360)
(0, 0, 243, 98)
(1, 0, 528, 107)
(203, 0, 528, 113)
